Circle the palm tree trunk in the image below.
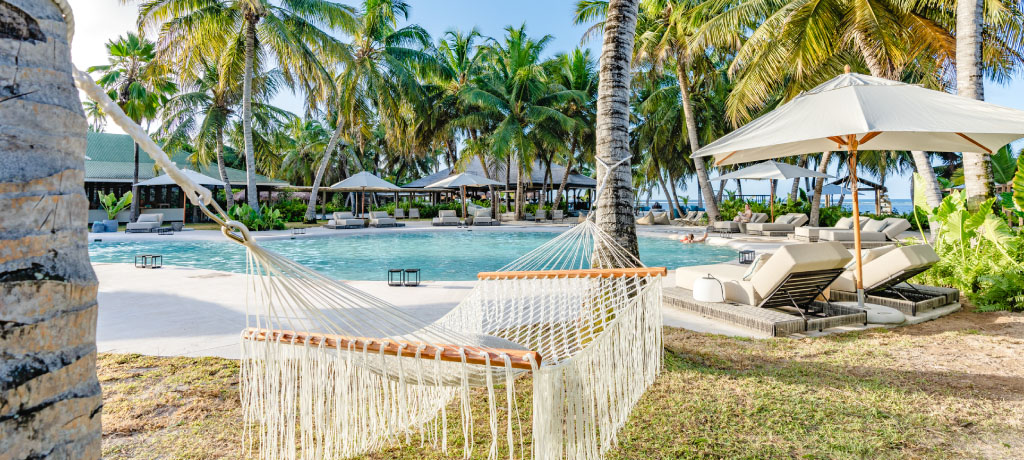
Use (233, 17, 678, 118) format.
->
(537, 159, 551, 219)
(957, 0, 992, 209)
(552, 148, 573, 213)
(594, 0, 640, 259)
(1, 2, 101, 456)
(242, 17, 260, 214)
(790, 156, 807, 201)
(515, 160, 525, 219)
(736, 179, 743, 199)
(810, 152, 832, 226)
(216, 126, 233, 209)
(306, 120, 344, 221)
(675, 50, 720, 222)
(716, 180, 725, 202)
(668, 172, 683, 218)
(911, 151, 942, 208)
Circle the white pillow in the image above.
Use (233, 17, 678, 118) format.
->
(834, 217, 853, 229)
(742, 253, 772, 281)
(862, 219, 889, 233)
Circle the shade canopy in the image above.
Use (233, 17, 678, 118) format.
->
(820, 184, 862, 195)
(329, 171, 400, 191)
(692, 73, 1024, 165)
(136, 168, 224, 187)
(711, 160, 830, 181)
(427, 172, 503, 189)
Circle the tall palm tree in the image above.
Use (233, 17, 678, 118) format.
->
(548, 48, 599, 213)
(1, 1, 100, 455)
(89, 32, 176, 221)
(140, 0, 355, 214)
(594, 0, 641, 258)
(82, 100, 106, 132)
(958, 0, 989, 208)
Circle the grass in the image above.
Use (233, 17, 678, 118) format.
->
(99, 305, 1024, 459)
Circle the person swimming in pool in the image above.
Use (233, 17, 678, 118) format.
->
(679, 232, 708, 244)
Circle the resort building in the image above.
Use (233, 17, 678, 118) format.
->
(85, 132, 287, 223)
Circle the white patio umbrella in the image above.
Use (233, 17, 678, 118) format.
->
(136, 169, 225, 221)
(693, 70, 1024, 306)
(329, 171, 400, 216)
(427, 172, 503, 220)
(711, 161, 830, 220)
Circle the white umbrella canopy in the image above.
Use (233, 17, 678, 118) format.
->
(712, 161, 831, 219)
(427, 173, 503, 219)
(820, 184, 862, 195)
(136, 168, 224, 187)
(693, 71, 1024, 307)
(329, 171, 400, 216)
(693, 73, 1024, 165)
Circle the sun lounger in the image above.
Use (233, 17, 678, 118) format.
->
(326, 212, 364, 229)
(819, 218, 911, 248)
(432, 210, 460, 226)
(472, 209, 498, 226)
(683, 211, 706, 225)
(125, 213, 163, 233)
(408, 208, 420, 219)
(551, 210, 565, 222)
(829, 244, 939, 294)
(712, 212, 768, 234)
(394, 208, 405, 219)
(746, 213, 809, 236)
(369, 211, 397, 227)
(675, 242, 853, 315)
(672, 211, 698, 225)
(793, 216, 866, 242)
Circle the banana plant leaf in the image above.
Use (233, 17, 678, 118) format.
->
(992, 145, 1018, 185)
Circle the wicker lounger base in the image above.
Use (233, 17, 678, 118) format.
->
(762, 230, 796, 237)
(829, 284, 959, 316)
(324, 224, 363, 229)
(662, 287, 868, 337)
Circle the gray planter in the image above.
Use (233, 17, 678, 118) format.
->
(102, 219, 119, 232)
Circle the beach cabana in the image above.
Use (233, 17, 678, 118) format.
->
(711, 160, 830, 220)
(136, 169, 225, 222)
(329, 171, 400, 216)
(427, 172, 503, 219)
(692, 70, 1024, 307)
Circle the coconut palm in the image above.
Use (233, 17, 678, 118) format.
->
(88, 32, 176, 221)
(594, 0, 642, 258)
(1, 2, 100, 455)
(548, 48, 599, 214)
(83, 100, 106, 132)
(139, 0, 356, 215)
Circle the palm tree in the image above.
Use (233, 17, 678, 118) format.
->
(548, 49, 599, 214)
(83, 100, 106, 132)
(1, 2, 100, 455)
(89, 32, 176, 221)
(140, 0, 355, 214)
(594, 0, 641, 258)
(957, 0, 990, 208)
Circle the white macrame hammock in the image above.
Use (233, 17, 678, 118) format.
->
(55, 2, 665, 458)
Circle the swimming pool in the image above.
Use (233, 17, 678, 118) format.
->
(88, 231, 735, 281)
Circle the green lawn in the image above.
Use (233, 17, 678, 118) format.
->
(99, 305, 1024, 459)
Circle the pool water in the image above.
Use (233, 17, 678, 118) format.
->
(88, 231, 735, 281)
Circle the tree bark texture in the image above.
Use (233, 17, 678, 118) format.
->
(242, 18, 260, 212)
(594, 0, 640, 259)
(809, 151, 832, 226)
(306, 120, 344, 221)
(1, 1, 102, 457)
(675, 50, 720, 222)
(956, 0, 993, 208)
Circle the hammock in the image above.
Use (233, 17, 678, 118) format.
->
(56, 2, 666, 457)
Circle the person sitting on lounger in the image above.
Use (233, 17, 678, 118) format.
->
(680, 232, 708, 244)
(733, 204, 753, 223)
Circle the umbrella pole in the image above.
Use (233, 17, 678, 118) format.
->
(847, 135, 865, 308)
(769, 180, 775, 221)
(461, 185, 467, 223)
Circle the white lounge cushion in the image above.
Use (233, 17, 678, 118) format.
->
(831, 244, 938, 292)
(862, 219, 888, 233)
(881, 218, 912, 240)
(834, 217, 854, 229)
(653, 212, 671, 225)
(675, 264, 760, 305)
(818, 229, 890, 242)
(742, 253, 772, 281)
(749, 242, 852, 299)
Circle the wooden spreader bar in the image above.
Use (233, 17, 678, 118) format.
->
(477, 267, 667, 280)
(243, 328, 541, 370)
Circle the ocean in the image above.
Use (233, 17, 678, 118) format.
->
(641, 198, 916, 214)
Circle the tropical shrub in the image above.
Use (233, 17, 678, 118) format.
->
(98, 191, 132, 220)
(229, 204, 286, 231)
(916, 190, 1024, 312)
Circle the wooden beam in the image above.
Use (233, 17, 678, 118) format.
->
(242, 328, 541, 370)
(477, 267, 668, 280)
(826, 136, 848, 146)
(858, 131, 882, 145)
(955, 132, 993, 154)
(714, 151, 738, 166)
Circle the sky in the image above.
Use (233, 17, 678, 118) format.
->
(70, 0, 1024, 200)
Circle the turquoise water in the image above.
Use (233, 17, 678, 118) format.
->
(88, 231, 735, 281)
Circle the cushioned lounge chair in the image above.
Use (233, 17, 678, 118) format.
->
(472, 209, 498, 226)
(551, 210, 565, 222)
(746, 213, 809, 236)
(819, 218, 911, 248)
(432, 210, 460, 226)
(684, 211, 706, 225)
(713, 212, 768, 234)
(672, 211, 698, 225)
(394, 208, 405, 219)
(369, 211, 397, 227)
(125, 213, 164, 233)
(408, 208, 420, 219)
(829, 244, 939, 296)
(326, 212, 364, 229)
(675, 242, 853, 316)
(793, 216, 867, 242)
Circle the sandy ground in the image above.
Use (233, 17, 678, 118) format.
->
(95, 262, 758, 359)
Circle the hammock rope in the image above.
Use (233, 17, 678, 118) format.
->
(55, 1, 664, 457)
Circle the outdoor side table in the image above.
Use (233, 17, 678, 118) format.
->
(404, 269, 421, 287)
(738, 250, 755, 264)
(387, 269, 404, 286)
(157, 227, 173, 235)
(134, 254, 163, 269)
